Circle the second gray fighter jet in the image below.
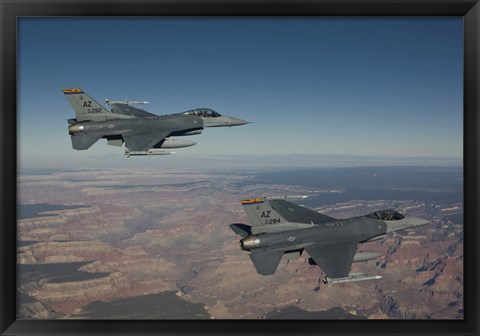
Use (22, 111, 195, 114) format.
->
(230, 197, 429, 284)
(63, 88, 248, 157)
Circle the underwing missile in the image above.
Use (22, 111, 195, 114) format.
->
(124, 149, 176, 157)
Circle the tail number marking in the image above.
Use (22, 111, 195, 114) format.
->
(261, 211, 280, 224)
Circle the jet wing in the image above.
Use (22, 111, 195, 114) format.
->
(249, 249, 283, 275)
(123, 131, 171, 151)
(268, 199, 336, 225)
(304, 241, 358, 278)
(110, 104, 158, 118)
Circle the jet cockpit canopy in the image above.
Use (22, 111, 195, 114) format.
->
(183, 108, 221, 118)
(366, 209, 405, 221)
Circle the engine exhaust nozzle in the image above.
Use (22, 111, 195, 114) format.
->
(240, 235, 260, 251)
(68, 123, 84, 134)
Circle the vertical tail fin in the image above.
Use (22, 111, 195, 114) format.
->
(62, 88, 112, 121)
(240, 197, 288, 233)
(240, 197, 316, 234)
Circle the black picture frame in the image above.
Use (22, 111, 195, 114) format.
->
(1, 1, 478, 335)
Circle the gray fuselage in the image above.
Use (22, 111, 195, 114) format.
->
(69, 114, 202, 139)
(240, 216, 386, 252)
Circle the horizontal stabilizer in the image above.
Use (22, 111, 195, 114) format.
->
(71, 134, 102, 150)
(249, 249, 283, 275)
(229, 223, 252, 237)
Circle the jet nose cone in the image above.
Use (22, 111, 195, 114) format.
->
(225, 116, 249, 126)
(409, 217, 430, 227)
(201, 114, 251, 127)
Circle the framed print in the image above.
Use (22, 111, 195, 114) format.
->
(1, 0, 479, 335)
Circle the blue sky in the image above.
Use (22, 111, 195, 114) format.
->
(18, 17, 463, 167)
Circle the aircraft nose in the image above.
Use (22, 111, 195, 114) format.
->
(408, 217, 430, 227)
(225, 116, 249, 126)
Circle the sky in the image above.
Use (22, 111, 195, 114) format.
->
(17, 17, 463, 167)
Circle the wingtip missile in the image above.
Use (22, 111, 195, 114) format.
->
(324, 274, 383, 285)
(105, 99, 149, 105)
(264, 195, 309, 200)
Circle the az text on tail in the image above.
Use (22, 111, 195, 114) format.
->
(239, 197, 314, 234)
(62, 88, 131, 122)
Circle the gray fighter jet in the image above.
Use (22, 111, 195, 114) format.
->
(62, 88, 248, 157)
(230, 196, 429, 284)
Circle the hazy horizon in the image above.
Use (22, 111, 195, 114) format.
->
(17, 153, 463, 172)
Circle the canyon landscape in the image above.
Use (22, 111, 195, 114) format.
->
(17, 163, 463, 319)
